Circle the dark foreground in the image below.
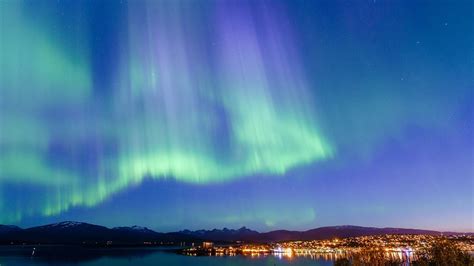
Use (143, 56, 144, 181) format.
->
(0, 245, 331, 266)
(1, 240, 473, 266)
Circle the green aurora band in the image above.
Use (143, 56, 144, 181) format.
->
(0, 2, 331, 222)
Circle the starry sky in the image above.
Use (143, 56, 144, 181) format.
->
(0, 0, 472, 232)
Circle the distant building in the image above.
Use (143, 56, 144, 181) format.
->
(202, 242, 214, 249)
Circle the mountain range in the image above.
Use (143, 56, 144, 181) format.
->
(0, 221, 470, 245)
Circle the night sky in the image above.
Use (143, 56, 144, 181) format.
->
(0, 0, 472, 232)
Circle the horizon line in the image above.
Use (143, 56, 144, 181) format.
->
(4, 220, 473, 234)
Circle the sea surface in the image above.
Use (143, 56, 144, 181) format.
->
(0, 246, 333, 266)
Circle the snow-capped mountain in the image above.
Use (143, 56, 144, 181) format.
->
(0, 221, 470, 245)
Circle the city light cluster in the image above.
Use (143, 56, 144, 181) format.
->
(183, 234, 474, 262)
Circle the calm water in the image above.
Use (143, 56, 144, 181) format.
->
(0, 246, 333, 266)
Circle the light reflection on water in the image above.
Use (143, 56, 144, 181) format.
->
(0, 247, 331, 266)
(0, 246, 421, 266)
(289, 251, 414, 261)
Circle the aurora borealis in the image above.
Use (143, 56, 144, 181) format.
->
(0, 0, 473, 232)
